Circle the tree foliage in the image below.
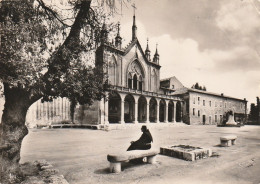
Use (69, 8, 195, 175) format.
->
(191, 82, 206, 91)
(0, 0, 110, 105)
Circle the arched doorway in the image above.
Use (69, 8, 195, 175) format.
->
(159, 99, 166, 122)
(202, 115, 206, 125)
(138, 96, 147, 123)
(176, 101, 182, 122)
(149, 98, 157, 122)
(108, 92, 121, 123)
(124, 94, 135, 123)
(168, 101, 174, 122)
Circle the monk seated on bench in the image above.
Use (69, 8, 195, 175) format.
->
(127, 125, 153, 151)
(127, 125, 153, 163)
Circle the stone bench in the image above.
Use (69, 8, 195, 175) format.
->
(107, 149, 159, 173)
(220, 135, 237, 147)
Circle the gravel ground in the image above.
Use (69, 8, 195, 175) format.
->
(20, 125, 260, 184)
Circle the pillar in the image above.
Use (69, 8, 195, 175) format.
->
(173, 101, 177, 123)
(119, 94, 126, 124)
(99, 98, 105, 125)
(146, 97, 151, 123)
(164, 100, 169, 123)
(156, 99, 160, 123)
(133, 95, 139, 124)
(134, 102, 138, 124)
(104, 93, 109, 124)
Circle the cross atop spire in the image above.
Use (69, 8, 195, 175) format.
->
(132, 3, 137, 16)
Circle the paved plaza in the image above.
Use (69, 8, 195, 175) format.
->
(20, 125, 260, 184)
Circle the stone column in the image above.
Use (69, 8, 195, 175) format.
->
(146, 97, 151, 123)
(164, 100, 169, 123)
(156, 99, 160, 123)
(173, 101, 177, 123)
(134, 102, 138, 124)
(119, 94, 126, 124)
(133, 95, 139, 124)
(99, 98, 105, 125)
(104, 93, 109, 125)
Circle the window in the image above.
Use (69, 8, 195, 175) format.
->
(198, 97, 200, 105)
(138, 76, 143, 91)
(128, 73, 132, 89)
(209, 116, 212, 124)
(240, 103, 243, 109)
(193, 97, 195, 104)
(203, 100, 205, 106)
(220, 101, 222, 107)
(209, 101, 211, 107)
(133, 74, 137, 90)
(193, 108, 195, 116)
(215, 115, 217, 122)
(198, 110, 200, 117)
(172, 85, 175, 89)
(220, 115, 223, 123)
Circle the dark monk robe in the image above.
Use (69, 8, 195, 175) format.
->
(127, 126, 153, 151)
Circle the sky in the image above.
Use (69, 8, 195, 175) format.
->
(110, 0, 260, 105)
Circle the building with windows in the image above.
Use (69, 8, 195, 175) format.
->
(160, 77, 247, 125)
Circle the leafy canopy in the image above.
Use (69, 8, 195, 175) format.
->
(0, 0, 115, 105)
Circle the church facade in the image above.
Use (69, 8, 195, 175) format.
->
(73, 15, 184, 127)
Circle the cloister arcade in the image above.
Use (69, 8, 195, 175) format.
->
(102, 90, 183, 125)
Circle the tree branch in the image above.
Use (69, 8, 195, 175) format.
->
(36, 0, 71, 27)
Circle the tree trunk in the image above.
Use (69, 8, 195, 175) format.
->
(0, 85, 33, 183)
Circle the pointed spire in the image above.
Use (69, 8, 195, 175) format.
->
(117, 22, 121, 37)
(132, 3, 137, 40)
(153, 43, 159, 63)
(145, 38, 151, 61)
(155, 43, 159, 55)
(115, 22, 122, 48)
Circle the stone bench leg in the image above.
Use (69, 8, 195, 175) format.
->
(231, 139, 236, 145)
(147, 155, 156, 164)
(221, 140, 231, 147)
(110, 162, 121, 173)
